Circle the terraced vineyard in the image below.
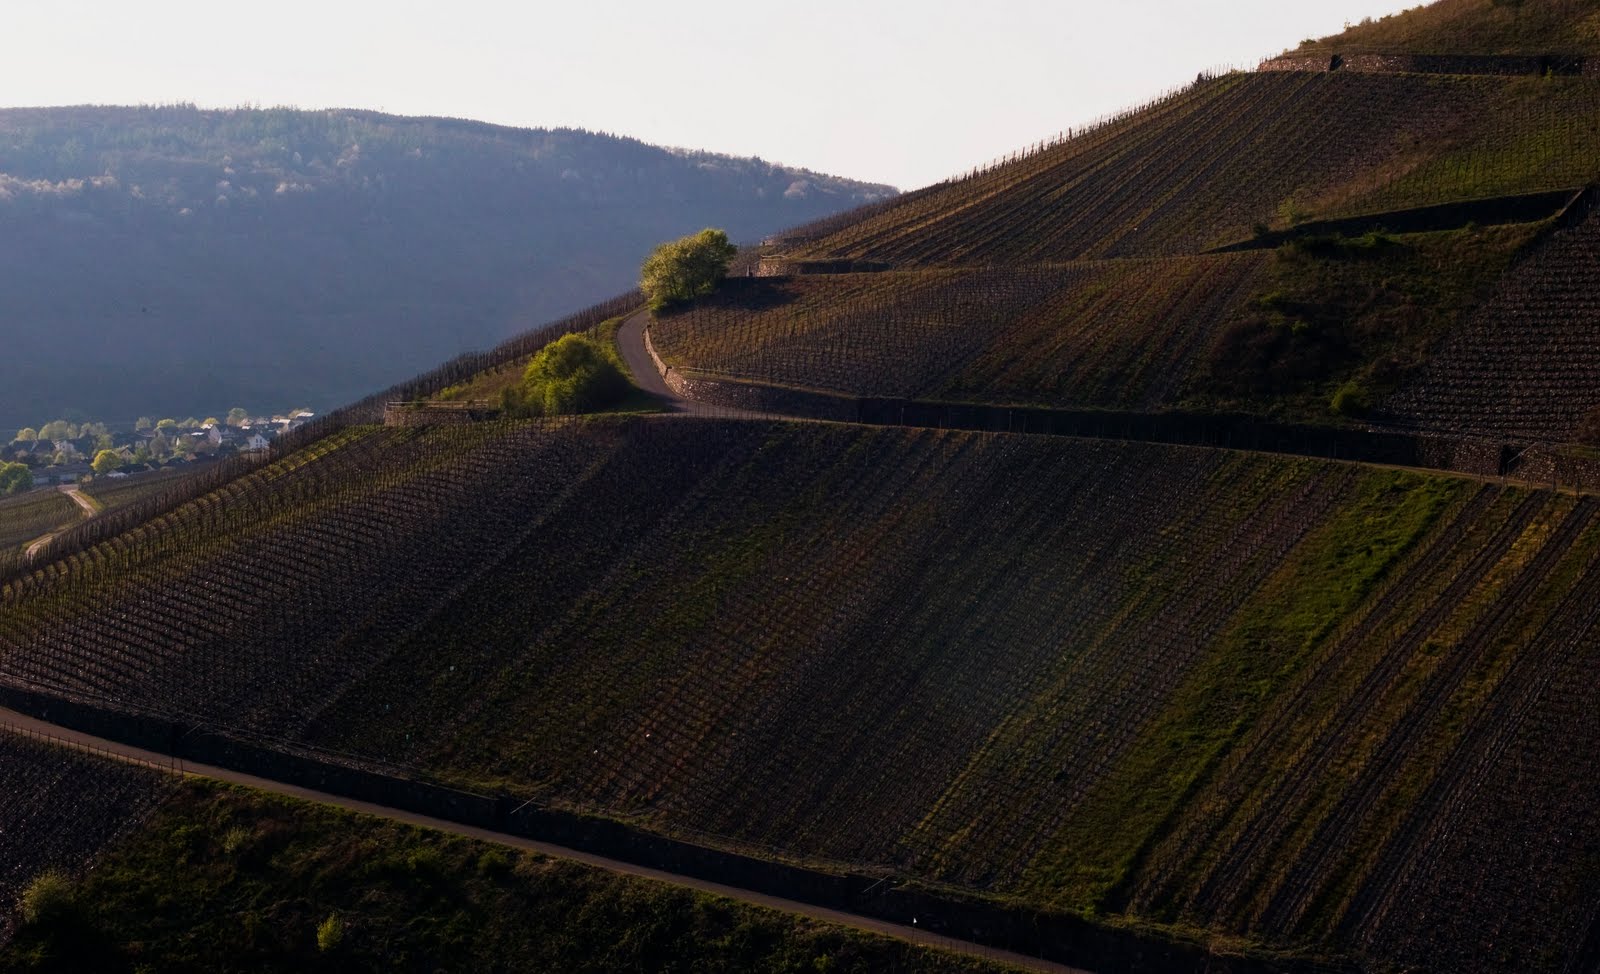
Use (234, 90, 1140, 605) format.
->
(8, 3, 1600, 971)
(780, 71, 1598, 268)
(0, 727, 176, 943)
(656, 223, 1532, 418)
(1384, 206, 1600, 440)
(1296, 0, 1600, 57)
(3, 417, 1599, 969)
(654, 258, 1267, 409)
(0, 492, 80, 557)
(78, 468, 196, 512)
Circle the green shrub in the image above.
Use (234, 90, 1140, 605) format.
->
(316, 912, 344, 952)
(19, 871, 75, 926)
(221, 825, 252, 855)
(503, 334, 629, 417)
(1330, 379, 1370, 417)
(476, 850, 511, 876)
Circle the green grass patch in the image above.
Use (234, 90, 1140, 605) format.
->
(1198, 223, 1538, 418)
(1, 781, 1017, 974)
(1024, 469, 1461, 914)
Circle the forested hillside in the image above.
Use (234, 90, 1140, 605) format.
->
(0, 106, 893, 428)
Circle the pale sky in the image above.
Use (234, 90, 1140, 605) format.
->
(0, 1, 1417, 190)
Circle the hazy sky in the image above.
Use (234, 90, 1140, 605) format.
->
(1, 1, 1417, 189)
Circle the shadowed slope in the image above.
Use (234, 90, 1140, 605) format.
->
(2, 418, 1598, 970)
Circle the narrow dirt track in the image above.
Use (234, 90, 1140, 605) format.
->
(23, 485, 97, 562)
(0, 707, 1086, 974)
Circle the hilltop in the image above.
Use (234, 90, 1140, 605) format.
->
(1298, 0, 1600, 55)
(0, 106, 894, 428)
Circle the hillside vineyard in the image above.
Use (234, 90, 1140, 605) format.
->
(5, 1, 1600, 971)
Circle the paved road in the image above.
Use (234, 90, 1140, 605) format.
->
(616, 310, 779, 421)
(23, 486, 98, 562)
(0, 706, 1087, 974)
(616, 309, 690, 408)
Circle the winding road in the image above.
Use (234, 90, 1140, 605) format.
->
(616, 309, 779, 420)
(23, 485, 99, 562)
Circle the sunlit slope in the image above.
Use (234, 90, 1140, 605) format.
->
(654, 257, 1268, 408)
(3, 418, 1598, 969)
(656, 223, 1532, 420)
(782, 71, 1598, 268)
(1298, 0, 1600, 56)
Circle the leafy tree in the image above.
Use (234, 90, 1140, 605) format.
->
(202, 416, 220, 428)
(640, 228, 738, 311)
(135, 417, 154, 432)
(226, 408, 249, 427)
(178, 417, 200, 429)
(91, 450, 124, 476)
(156, 418, 178, 431)
(0, 461, 32, 495)
(39, 420, 74, 442)
(80, 422, 108, 439)
(149, 433, 172, 459)
(503, 334, 629, 417)
(16, 428, 37, 442)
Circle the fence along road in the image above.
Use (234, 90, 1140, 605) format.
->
(0, 705, 1088, 974)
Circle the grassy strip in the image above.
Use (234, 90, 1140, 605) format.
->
(1198, 223, 1537, 418)
(3, 780, 1020, 974)
(1025, 469, 1461, 914)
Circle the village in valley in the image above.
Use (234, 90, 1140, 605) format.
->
(4, 408, 315, 488)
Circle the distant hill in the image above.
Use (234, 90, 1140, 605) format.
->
(1297, 0, 1600, 55)
(0, 106, 894, 429)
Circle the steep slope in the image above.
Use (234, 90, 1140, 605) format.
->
(0, 106, 894, 428)
(654, 223, 1533, 419)
(0, 729, 176, 944)
(1383, 203, 1600, 439)
(777, 71, 1597, 269)
(0, 783, 1017, 972)
(3, 417, 1599, 971)
(1298, 0, 1600, 55)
